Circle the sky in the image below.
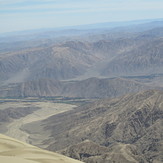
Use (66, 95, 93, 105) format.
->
(0, 0, 163, 34)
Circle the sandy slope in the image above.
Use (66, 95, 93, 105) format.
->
(0, 134, 83, 163)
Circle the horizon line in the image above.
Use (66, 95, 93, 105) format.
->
(1, 17, 163, 36)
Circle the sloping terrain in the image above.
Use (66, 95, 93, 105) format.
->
(0, 20, 163, 163)
(0, 38, 127, 83)
(23, 90, 163, 163)
(0, 77, 151, 98)
(60, 141, 147, 163)
(0, 134, 83, 163)
(0, 100, 76, 144)
(0, 44, 96, 82)
(101, 37, 163, 76)
(0, 25, 163, 84)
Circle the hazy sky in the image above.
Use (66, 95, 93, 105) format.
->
(0, 0, 163, 33)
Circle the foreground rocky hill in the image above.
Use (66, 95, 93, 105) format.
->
(23, 90, 163, 163)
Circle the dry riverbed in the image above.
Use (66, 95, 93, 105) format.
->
(0, 100, 76, 143)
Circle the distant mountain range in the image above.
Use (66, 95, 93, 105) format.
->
(0, 19, 163, 98)
(0, 78, 152, 98)
(0, 26, 163, 83)
(1, 18, 163, 37)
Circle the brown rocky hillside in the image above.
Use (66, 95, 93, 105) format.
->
(23, 90, 163, 163)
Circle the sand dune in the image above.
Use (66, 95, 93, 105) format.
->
(0, 134, 83, 163)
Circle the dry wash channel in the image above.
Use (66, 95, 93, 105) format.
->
(0, 99, 76, 145)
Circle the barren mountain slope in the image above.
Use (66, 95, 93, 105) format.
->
(101, 37, 163, 76)
(23, 90, 163, 163)
(0, 43, 97, 82)
(1, 27, 163, 84)
(0, 77, 151, 98)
